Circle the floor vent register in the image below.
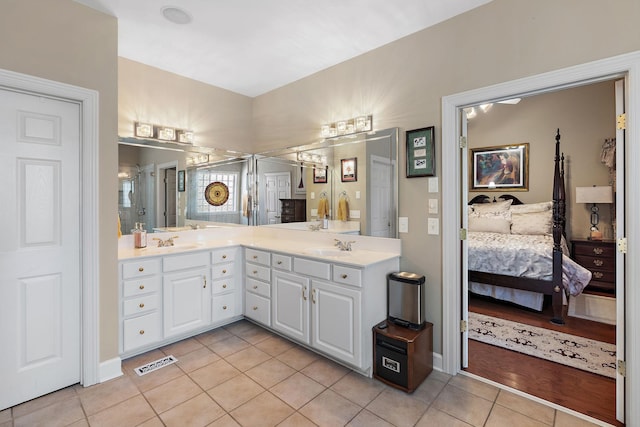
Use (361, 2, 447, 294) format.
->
(134, 355, 178, 376)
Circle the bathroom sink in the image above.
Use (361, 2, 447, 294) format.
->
(303, 248, 351, 257)
(142, 243, 203, 253)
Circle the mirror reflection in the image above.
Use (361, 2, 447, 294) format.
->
(118, 127, 398, 237)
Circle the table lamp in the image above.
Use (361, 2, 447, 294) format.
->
(575, 185, 613, 240)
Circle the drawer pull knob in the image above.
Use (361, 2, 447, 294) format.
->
(223, 284, 227, 288)
(138, 267, 144, 272)
(253, 270, 258, 274)
(223, 305, 227, 310)
(222, 269, 227, 274)
(341, 274, 348, 279)
(139, 303, 145, 308)
(139, 285, 145, 290)
(593, 248, 604, 255)
(253, 255, 258, 259)
(277, 261, 282, 265)
(139, 330, 145, 335)
(253, 306, 258, 310)
(593, 259, 604, 267)
(253, 285, 258, 289)
(593, 272, 604, 279)
(222, 255, 227, 259)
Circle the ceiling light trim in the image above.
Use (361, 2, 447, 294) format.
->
(161, 6, 192, 25)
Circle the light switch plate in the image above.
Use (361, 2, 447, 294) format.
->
(428, 199, 438, 214)
(355, 191, 361, 199)
(427, 218, 439, 235)
(428, 177, 439, 193)
(310, 192, 315, 200)
(399, 217, 409, 233)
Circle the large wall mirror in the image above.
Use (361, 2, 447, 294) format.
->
(118, 127, 398, 237)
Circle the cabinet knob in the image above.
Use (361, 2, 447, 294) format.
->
(138, 267, 144, 272)
(139, 303, 145, 308)
(222, 305, 227, 310)
(223, 284, 227, 288)
(341, 274, 348, 279)
(139, 284, 145, 290)
(253, 285, 258, 289)
(277, 261, 282, 265)
(302, 286, 307, 301)
(253, 270, 258, 274)
(312, 288, 316, 304)
(253, 255, 258, 259)
(252, 306, 258, 310)
(222, 269, 227, 274)
(139, 330, 145, 335)
(222, 255, 227, 259)
(593, 247, 604, 255)
(593, 259, 604, 267)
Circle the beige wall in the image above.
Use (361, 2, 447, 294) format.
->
(0, 0, 119, 362)
(468, 81, 616, 241)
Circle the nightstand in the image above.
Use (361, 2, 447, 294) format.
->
(571, 239, 616, 295)
(280, 199, 306, 223)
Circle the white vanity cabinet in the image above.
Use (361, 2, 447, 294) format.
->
(163, 252, 211, 338)
(211, 247, 241, 323)
(244, 248, 271, 326)
(272, 270, 310, 343)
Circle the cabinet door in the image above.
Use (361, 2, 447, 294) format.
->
(311, 280, 362, 367)
(272, 271, 310, 343)
(163, 268, 211, 338)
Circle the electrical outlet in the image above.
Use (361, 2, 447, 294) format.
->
(399, 217, 409, 233)
(428, 199, 438, 214)
(427, 218, 439, 235)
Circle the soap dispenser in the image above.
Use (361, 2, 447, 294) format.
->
(132, 222, 147, 248)
(322, 215, 329, 229)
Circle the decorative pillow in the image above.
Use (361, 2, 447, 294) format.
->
(510, 201, 553, 214)
(469, 199, 513, 218)
(469, 217, 512, 234)
(511, 211, 553, 235)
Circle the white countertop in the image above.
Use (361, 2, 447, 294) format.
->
(260, 220, 360, 234)
(119, 226, 400, 267)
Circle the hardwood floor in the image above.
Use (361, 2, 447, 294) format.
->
(466, 294, 621, 426)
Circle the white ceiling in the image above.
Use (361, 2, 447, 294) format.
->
(75, 0, 492, 97)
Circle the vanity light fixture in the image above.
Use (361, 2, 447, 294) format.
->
(297, 151, 327, 166)
(157, 127, 176, 141)
(321, 115, 372, 139)
(177, 130, 194, 144)
(134, 122, 154, 138)
(133, 122, 194, 145)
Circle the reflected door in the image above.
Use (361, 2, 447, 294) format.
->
(264, 172, 291, 224)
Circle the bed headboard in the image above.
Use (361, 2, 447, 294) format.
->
(468, 194, 524, 205)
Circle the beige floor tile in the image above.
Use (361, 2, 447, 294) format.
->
(175, 346, 221, 372)
(255, 335, 295, 356)
(0, 409, 11, 424)
(486, 404, 551, 427)
(270, 372, 326, 409)
(144, 375, 202, 413)
(129, 362, 185, 393)
(14, 396, 85, 427)
(230, 391, 294, 426)
(12, 386, 77, 418)
(331, 371, 386, 407)
(67, 419, 90, 427)
(278, 412, 318, 427)
(416, 407, 473, 427)
(190, 359, 241, 390)
(234, 326, 274, 344)
(225, 346, 272, 371)
(207, 374, 265, 411)
(431, 384, 493, 427)
(299, 389, 362, 427)
(411, 375, 448, 405)
(224, 320, 259, 336)
(208, 335, 251, 357)
(300, 358, 349, 387)
(87, 394, 156, 427)
(347, 409, 394, 427)
(77, 375, 140, 415)
(245, 358, 296, 389)
(366, 388, 429, 427)
(448, 374, 500, 401)
(0, 421, 11, 427)
(496, 390, 555, 425)
(161, 336, 205, 357)
(137, 416, 165, 427)
(208, 413, 241, 426)
(195, 327, 234, 346)
(276, 346, 319, 370)
(554, 410, 601, 426)
(427, 369, 453, 383)
(160, 393, 226, 427)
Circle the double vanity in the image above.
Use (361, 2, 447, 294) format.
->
(118, 226, 400, 376)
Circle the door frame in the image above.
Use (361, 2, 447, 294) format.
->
(441, 51, 640, 422)
(0, 69, 100, 387)
(156, 161, 178, 228)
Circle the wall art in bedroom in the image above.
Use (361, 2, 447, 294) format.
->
(470, 143, 529, 191)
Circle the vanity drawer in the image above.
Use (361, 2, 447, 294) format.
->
(333, 265, 362, 288)
(123, 294, 159, 317)
(212, 247, 237, 264)
(246, 277, 270, 298)
(122, 258, 161, 279)
(211, 277, 235, 294)
(245, 248, 270, 266)
(272, 254, 292, 271)
(245, 292, 271, 326)
(294, 257, 331, 280)
(212, 262, 234, 279)
(123, 312, 161, 352)
(163, 251, 210, 272)
(212, 293, 236, 323)
(246, 263, 271, 282)
(123, 275, 161, 297)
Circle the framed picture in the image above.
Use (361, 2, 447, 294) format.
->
(340, 158, 357, 182)
(177, 170, 185, 192)
(470, 143, 529, 191)
(406, 126, 435, 177)
(313, 166, 328, 184)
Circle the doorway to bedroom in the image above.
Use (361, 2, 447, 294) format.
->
(460, 78, 624, 426)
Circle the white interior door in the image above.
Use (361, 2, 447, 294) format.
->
(165, 168, 177, 227)
(264, 172, 290, 224)
(369, 155, 392, 237)
(0, 88, 81, 410)
(460, 111, 470, 368)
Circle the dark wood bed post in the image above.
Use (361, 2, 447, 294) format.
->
(551, 129, 566, 324)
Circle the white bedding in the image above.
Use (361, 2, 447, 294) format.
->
(468, 232, 592, 309)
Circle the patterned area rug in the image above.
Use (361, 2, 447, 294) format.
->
(469, 312, 616, 378)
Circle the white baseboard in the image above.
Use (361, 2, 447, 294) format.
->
(568, 293, 616, 325)
(97, 357, 123, 383)
(432, 352, 443, 372)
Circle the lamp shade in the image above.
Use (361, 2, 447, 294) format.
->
(575, 186, 613, 204)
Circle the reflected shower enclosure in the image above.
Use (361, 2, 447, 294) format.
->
(118, 164, 155, 233)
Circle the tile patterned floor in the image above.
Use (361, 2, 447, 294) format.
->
(1, 320, 603, 427)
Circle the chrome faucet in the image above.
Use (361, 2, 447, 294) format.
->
(334, 239, 355, 251)
(308, 223, 322, 231)
(152, 235, 179, 247)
